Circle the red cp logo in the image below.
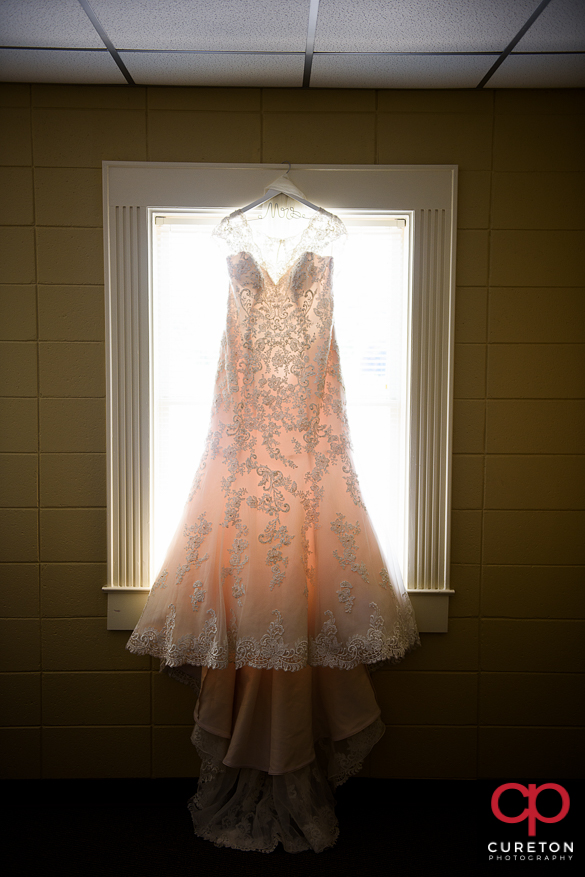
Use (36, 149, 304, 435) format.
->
(491, 783, 570, 836)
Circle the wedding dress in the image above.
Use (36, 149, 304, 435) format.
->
(127, 202, 420, 852)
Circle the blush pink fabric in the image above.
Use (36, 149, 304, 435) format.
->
(195, 664, 382, 775)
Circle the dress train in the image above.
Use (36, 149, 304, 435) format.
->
(169, 663, 385, 853)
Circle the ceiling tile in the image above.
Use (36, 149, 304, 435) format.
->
(0, 0, 103, 48)
(488, 53, 585, 87)
(516, 0, 585, 51)
(1, 0, 582, 90)
(90, 0, 310, 51)
(121, 51, 304, 86)
(314, 0, 542, 52)
(311, 53, 494, 89)
(0, 49, 126, 84)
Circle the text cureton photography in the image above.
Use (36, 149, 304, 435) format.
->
(487, 841, 574, 863)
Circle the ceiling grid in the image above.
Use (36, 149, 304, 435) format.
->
(0, 0, 583, 88)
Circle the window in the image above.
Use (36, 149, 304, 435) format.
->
(102, 163, 457, 632)
(151, 210, 408, 577)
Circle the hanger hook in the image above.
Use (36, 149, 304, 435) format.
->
(282, 160, 292, 176)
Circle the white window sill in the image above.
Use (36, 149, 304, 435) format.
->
(103, 586, 454, 633)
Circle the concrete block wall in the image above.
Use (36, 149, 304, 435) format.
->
(1, 83, 584, 779)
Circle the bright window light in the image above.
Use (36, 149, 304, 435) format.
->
(152, 212, 410, 579)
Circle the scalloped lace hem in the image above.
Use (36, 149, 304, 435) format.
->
(188, 717, 385, 853)
(127, 599, 420, 673)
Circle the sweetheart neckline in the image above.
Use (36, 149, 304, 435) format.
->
(233, 249, 332, 288)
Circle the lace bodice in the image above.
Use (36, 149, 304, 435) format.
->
(213, 207, 346, 284)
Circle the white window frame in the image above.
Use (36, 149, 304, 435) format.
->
(102, 162, 457, 632)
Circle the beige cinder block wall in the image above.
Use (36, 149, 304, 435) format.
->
(1, 84, 584, 780)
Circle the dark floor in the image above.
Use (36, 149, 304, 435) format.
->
(10, 778, 478, 875)
(9, 777, 580, 875)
